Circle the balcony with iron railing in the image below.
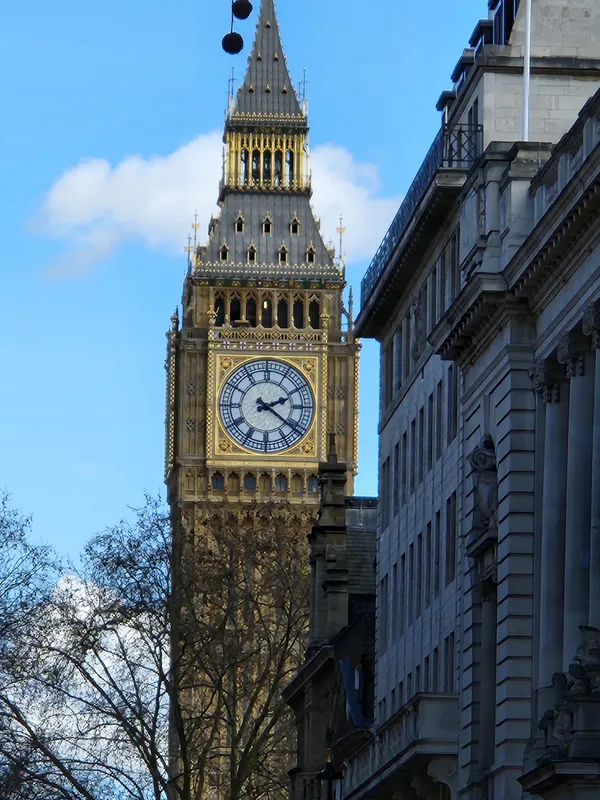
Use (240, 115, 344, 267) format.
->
(356, 124, 483, 338)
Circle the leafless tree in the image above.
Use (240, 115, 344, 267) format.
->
(0, 495, 311, 800)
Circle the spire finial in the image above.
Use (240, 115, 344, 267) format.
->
(336, 215, 346, 279)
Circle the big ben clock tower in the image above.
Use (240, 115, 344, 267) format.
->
(165, 0, 358, 516)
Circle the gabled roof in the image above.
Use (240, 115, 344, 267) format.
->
(230, 0, 305, 123)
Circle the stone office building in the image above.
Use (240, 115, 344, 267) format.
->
(338, 2, 600, 800)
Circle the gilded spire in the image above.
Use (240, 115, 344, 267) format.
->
(231, 0, 304, 122)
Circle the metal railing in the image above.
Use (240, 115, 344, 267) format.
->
(360, 124, 483, 307)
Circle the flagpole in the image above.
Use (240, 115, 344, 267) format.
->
(522, 0, 532, 141)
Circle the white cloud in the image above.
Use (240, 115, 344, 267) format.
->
(38, 133, 400, 278)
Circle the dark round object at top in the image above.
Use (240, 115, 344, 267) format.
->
(232, 0, 253, 19)
(222, 31, 244, 54)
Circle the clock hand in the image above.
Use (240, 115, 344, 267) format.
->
(257, 403, 298, 429)
(256, 396, 287, 409)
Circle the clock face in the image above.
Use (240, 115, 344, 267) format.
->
(219, 359, 315, 454)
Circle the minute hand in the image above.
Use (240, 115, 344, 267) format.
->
(258, 404, 297, 428)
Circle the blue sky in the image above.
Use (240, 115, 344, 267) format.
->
(1, 0, 484, 557)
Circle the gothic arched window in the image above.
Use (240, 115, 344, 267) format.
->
(261, 294, 273, 328)
(293, 297, 304, 328)
(220, 244, 229, 262)
(279, 245, 288, 265)
(246, 295, 257, 327)
(252, 150, 261, 184)
(274, 151, 283, 186)
(290, 217, 300, 236)
(263, 150, 272, 185)
(275, 474, 288, 493)
(306, 246, 316, 264)
(263, 216, 272, 236)
(286, 149, 295, 186)
(309, 298, 320, 329)
(214, 295, 225, 327)
(308, 475, 319, 494)
(240, 149, 249, 185)
(277, 296, 289, 328)
(247, 245, 257, 265)
(212, 473, 225, 492)
(235, 214, 244, 234)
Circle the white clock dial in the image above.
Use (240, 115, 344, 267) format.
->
(219, 359, 315, 454)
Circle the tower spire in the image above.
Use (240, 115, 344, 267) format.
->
(231, 0, 304, 121)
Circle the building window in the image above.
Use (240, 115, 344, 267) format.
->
(399, 553, 406, 635)
(383, 339, 394, 408)
(211, 472, 225, 492)
(399, 680, 404, 706)
(403, 315, 412, 379)
(277, 296, 289, 327)
(418, 406, 425, 484)
(408, 543, 414, 625)
(393, 442, 400, 517)
(262, 216, 272, 236)
(444, 632, 455, 691)
(379, 574, 389, 654)
(410, 419, 416, 494)
(392, 562, 398, 640)
(401, 432, 408, 505)
(290, 217, 300, 235)
(247, 245, 257, 264)
(381, 457, 391, 529)
(427, 392, 434, 471)
(306, 246, 316, 265)
(246, 295, 257, 326)
(275, 474, 288, 493)
(243, 473, 256, 492)
(416, 532, 423, 618)
(220, 244, 229, 262)
(425, 521, 432, 608)
(293, 297, 304, 328)
(214, 296, 225, 327)
(445, 492, 457, 586)
(436, 380, 444, 460)
(394, 325, 403, 391)
(307, 475, 319, 494)
(440, 249, 447, 317)
(279, 245, 288, 265)
(235, 215, 244, 234)
(261, 295, 273, 327)
(493, 0, 519, 45)
(434, 510, 441, 597)
(447, 364, 459, 444)
(449, 231, 460, 303)
(407, 671, 413, 700)
(430, 264, 438, 329)
(308, 298, 320, 328)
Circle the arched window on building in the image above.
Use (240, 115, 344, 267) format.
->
(252, 150, 261, 185)
(274, 151, 283, 186)
(261, 294, 273, 327)
(246, 295, 257, 327)
(247, 245, 257, 265)
(235, 214, 244, 234)
(230, 295, 242, 324)
(240, 149, 249, 185)
(291, 474, 304, 497)
(263, 150, 272, 185)
(259, 473, 272, 497)
(263, 216, 272, 236)
(309, 298, 320, 329)
(286, 149, 295, 187)
(293, 296, 305, 328)
(279, 245, 288, 265)
(308, 475, 319, 494)
(290, 216, 300, 236)
(227, 473, 240, 494)
(214, 295, 225, 327)
(212, 472, 225, 492)
(220, 244, 229, 262)
(244, 473, 256, 493)
(277, 296, 289, 328)
(306, 246, 316, 264)
(275, 474, 288, 493)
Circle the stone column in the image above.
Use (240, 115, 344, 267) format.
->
(583, 304, 600, 627)
(530, 359, 568, 690)
(557, 332, 594, 665)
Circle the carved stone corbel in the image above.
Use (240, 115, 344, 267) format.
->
(427, 757, 458, 799)
(529, 358, 562, 403)
(557, 330, 588, 378)
(582, 301, 600, 350)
